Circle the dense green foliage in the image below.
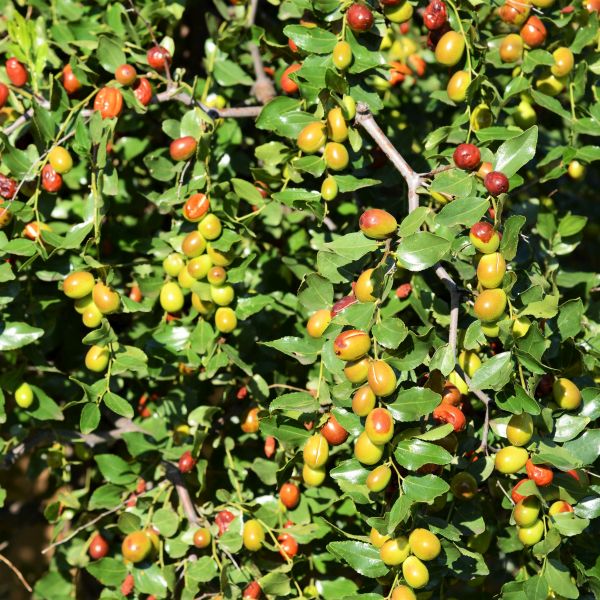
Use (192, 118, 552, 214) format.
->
(0, 0, 599, 599)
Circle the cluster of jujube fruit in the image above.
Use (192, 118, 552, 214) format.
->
(161, 192, 239, 334)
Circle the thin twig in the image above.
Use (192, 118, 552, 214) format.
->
(434, 263, 460, 364)
(421, 164, 454, 178)
(0, 552, 32, 592)
(164, 462, 200, 526)
(154, 88, 262, 118)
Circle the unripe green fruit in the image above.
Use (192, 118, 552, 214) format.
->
(370, 527, 390, 548)
(332, 41, 353, 70)
(450, 472, 478, 500)
(495, 446, 529, 474)
(207, 244, 234, 267)
(187, 254, 213, 279)
(63, 271, 95, 299)
(302, 463, 326, 486)
(552, 378, 581, 410)
(477, 252, 506, 288)
(380, 536, 410, 565)
(355, 269, 376, 302)
(243, 519, 265, 552)
(160, 282, 184, 313)
(354, 431, 384, 465)
(448, 370, 468, 395)
(359, 209, 397, 239)
(367, 360, 397, 397)
(458, 350, 481, 377)
(474, 288, 507, 322)
(513, 496, 541, 527)
(82, 302, 103, 328)
(536, 73, 566, 97)
(15, 382, 34, 408)
(334, 329, 371, 361)
(178, 266, 197, 289)
(366, 464, 392, 492)
(321, 176, 338, 201)
(198, 214, 222, 241)
(517, 519, 544, 546)
(365, 407, 394, 444)
(447, 70, 471, 102)
(513, 100, 537, 129)
(85, 345, 110, 372)
(163, 253, 185, 277)
(297, 122, 327, 154)
(512, 316, 531, 338)
(210, 284, 234, 306)
(408, 528, 441, 561)
(341, 95, 356, 120)
(303, 434, 329, 468)
(402, 555, 429, 589)
(551, 47, 574, 77)
(215, 307, 237, 332)
(384, 1, 414, 23)
(506, 413, 533, 446)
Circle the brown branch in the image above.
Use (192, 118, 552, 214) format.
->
(0, 552, 32, 592)
(434, 263, 459, 364)
(154, 88, 262, 118)
(164, 462, 200, 526)
(421, 164, 454, 178)
(249, 44, 276, 105)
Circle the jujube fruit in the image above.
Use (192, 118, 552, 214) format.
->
(278, 533, 298, 560)
(321, 176, 338, 201)
(89, 533, 109, 560)
(359, 209, 397, 239)
(511, 478, 530, 504)
(243, 519, 265, 551)
(354, 431, 384, 465)
(133, 77, 153, 106)
(470, 221, 500, 254)
(551, 47, 574, 77)
(567, 160, 585, 181)
(506, 413, 533, 446)
(160, 282, 184, 313)
(447, 70, 471, 102)
(347, 3, 374, 31)
(115, 64, 137, 85)
(435, 31, 465, 67)
(355, 269, 377, 302)
(182, 231, 207, 258)
(368, 360, 397, 397)
(41, 165, 62, 193)
(498, 0, 529, 24)
(302, 463, 326, 486)
(303, 434, 329, 468)
(552, 378, 581, 410)
(178, 450, 196, 473)
(48, 146, 73, 175)
(499, 34, 523, 63)
(453, 143, 481, 170)
(183, 194, 211, 223)
(122, 531, 152, 563)
(281, 64, 301, 94)
(15, 382, 34, 409)
(332, 41, 353, 70)
(423, 0, 447, 30)
(334, 329, 371, 361)
(365, 407, 394, 444)
(380, 536, 410, 565)
(170, 136, 197, 161)
(408, 528, 441, 560)
(207, 266, 227, 286)
(297, 122, 326, 154)
(495, 446, 528, 473)
(548, 501, 573, 516)
(62, 65, 81, 95)
(402, 555, 430, 589)
(188, 255, 212, 279)
(147, 46, 171, 71)
(520, 16, 546, 48)
(321, 414, 349, 446)
(279, 482, 300, 509)
(474, 288, 507, 322)
(484, 171, 510, 196)
(215, 307, 237, 333)
(366, 464, 391, 492)
(477, 252, 506, 288)
(63, 271, 95, 299)
(198, 214, 222, 241)
(384, 1, 414, 23)
(6, 58, 27, 87)
(207, 244, 234, 267)
(327, 107, 349, 143)
(243, 581, 262, 599)
(526, 459, 553, 486)
(193, 527, 212, 549)
(94, 87, 123, 119)
(241, 407, 260, 433)
(163, 253, 185, 277)
(92, 283, 120, 314)
(324, 142, 349, 171)
(210, 284, 234, 306)
(517, 519, 544, 546)
(441, 382, 461, 406)
(391, 585, 417, 600)
(369, 527, 390, 548)
(215, 510, 235, 535)
(352, 385, 376, 416)
(512, 316, 531, 338)
(307, 308, 331, 338)
(433, 404, 466, 432)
